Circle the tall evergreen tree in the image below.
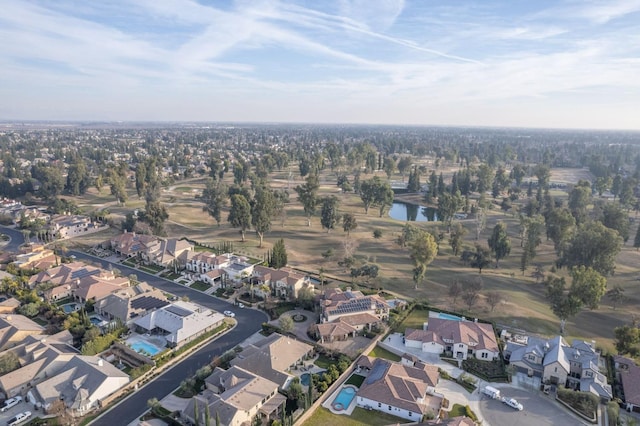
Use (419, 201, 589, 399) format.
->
(488, 222, 511, 268)
(269, 239, 288, 269)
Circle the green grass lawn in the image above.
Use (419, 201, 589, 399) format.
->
(395, 307, 429, 333)
(449, 404, 466, 417)
(302, 407, 410, 426)
(191, 281, 212, 292)
(368, 345, 401, 362)
(345, 374, 366, 387)
(314, 354, 334, 369)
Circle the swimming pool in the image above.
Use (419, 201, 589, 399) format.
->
(301, 373, 311, 386)
(438, 312, 463, 321)
(61, 303, 80, 314)
(332, 386, 356, 411)
(130, 341, 161, 356)
(89, 316, 103, 325)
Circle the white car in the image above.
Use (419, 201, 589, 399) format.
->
(503, 397, 524, 411)
(238, 303, 245, 308)
(1, 396, 22, 412)
(7, 410, 31, 426)
(223, 310, 235, 318)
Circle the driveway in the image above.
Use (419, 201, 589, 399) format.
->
(269, 309, 317, 342)
(478, 387, 592, 426)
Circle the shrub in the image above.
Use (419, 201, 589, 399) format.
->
(557, 387, 598, 418)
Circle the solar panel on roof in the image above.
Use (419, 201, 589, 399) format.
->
(165, 305, 192, 317)
(130, 296, 169, 310)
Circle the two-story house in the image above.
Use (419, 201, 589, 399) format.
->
(506, 335, 612, 401)
(404, 312, 499, 361)
(251, 265, 314, 301)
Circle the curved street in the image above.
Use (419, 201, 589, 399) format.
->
(0, 226, 268, 425)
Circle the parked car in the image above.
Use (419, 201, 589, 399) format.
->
(7, 411, 31, 426)
(503, 397, 524, 411)
(223, 310, 235, 318)
(1, 396, 22, 412)
(238, 303, 245, 308)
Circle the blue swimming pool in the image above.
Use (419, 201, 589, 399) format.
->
(89, 316, 102, 325)
(332, 386, 356, 411)
(130, 341, 162, 356)
(438, 312, 463, 321)
(61, 303, 80, 314)
(301, 373, 311, 386)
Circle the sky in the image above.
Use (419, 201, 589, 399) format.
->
(1, 0, 640, 130)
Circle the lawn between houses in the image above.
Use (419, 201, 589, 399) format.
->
(301, 407, 412, 426)
(66, 165, 639, 354)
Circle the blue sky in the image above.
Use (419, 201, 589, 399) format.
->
(1, 0, 640, 129)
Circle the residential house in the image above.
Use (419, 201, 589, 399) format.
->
(614, 356, 640, 413)
(251, 266, 314, 301)
(0, 314, 45, 352)
(12, 244, 56, 271)
(230, 333, 313, 390)
(355, 355, 442, 421)
(223, 260, 255, 283)
(0, 330, 76, 397)
(108, 232, 158, 258)
(506, 335, 612, 401)
(133, 301, 224, 348)
(29, 355, 129, 417)
(29, 261, 103, 290)
(321, 287, 390, 323)
(46, 214, 107, 240)
(182, 251, 240, 274)
(141, 238, 193, 268)
(0, 298, 20, 314)
(94, 282, 169, 323)
(311, 321, 357, 343)
(404, 313, 499, 361)
(182, 365, 285, 426)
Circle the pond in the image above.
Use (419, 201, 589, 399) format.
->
(388, 201, 438, 222)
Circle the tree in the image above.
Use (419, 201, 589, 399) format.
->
(488, 222, 511, 267)
(142, 200, 169, 236)
(546, 276, 582, 334)
(475, 164, 495, 194)
(470, 245, 491, 274)
(294, 174, 319, 227)
(279, 314, 294, 333)
(568, 180, 592, 225)
(409, 231, 437, 289)
(407, 166, 421, 192)
(448, 280, 462, 304)
(0, 352, 20, 375)
(397, 156, 412, 182)
(437, 191, 463, 232)
(359, 176, 393, 216)
(485, 291, 503, 312)
(546, 208, 576, 256)
(108, 168, 127, 205)
(342, 213, 358, 236)
(201, 178, 227, 226)
(607, 285, 626, 310)
(602, 202, 631, 243)
(561, 221, 622, 276)
(320, 196, 340, 233)
(614, 324, 640, 355)
(449, 223, 467, 256)
(570, 266, 607, 310)
(65, 157, 91, 195)
(228, 194, 251, 242)
(383, 156, 396, 179)
(269, 239, 288, 269)
(251, 187, 277, 248)
(462, 277, 483, 311)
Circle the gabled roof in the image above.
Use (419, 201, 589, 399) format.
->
(356, 357, 440, 414)
(33, 355, 129, 410)
(426, 318, 499, 353)
(231, 333, 312, 388)
(618, 358, 640, 406)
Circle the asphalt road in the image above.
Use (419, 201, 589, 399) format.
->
(69, 250, 268, 426)
(478, 388, 591, 426)
(0, 225, 26, 252)
(0, 226, 268, 425)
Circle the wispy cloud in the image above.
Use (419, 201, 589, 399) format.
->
(0, 0, 638, 129)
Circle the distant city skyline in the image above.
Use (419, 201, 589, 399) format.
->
(2, 0, 639, 130)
